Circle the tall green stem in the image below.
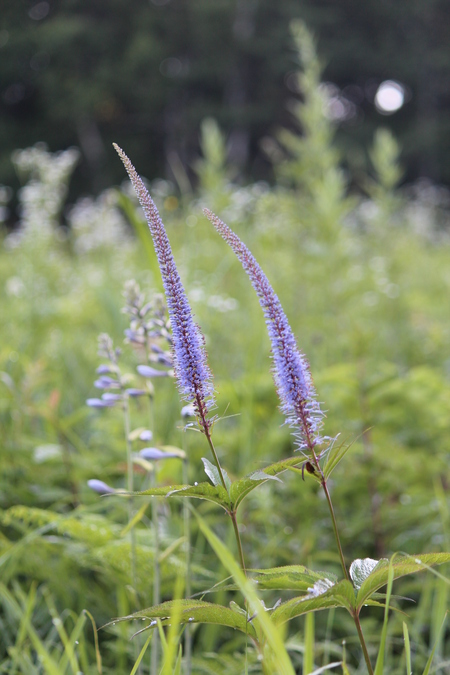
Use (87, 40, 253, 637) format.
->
(353, 613, 374, 675)
(230, 510, 246, 574)
(203, 426, 247, 574)
(321, 475, 373, 673)
(123, 397, 137, 592)
(312, 453, 373, 675)
(151, 468, 160, 675)
(320, 479, 349, 581)
(182, 456, 192, 675)
(123, 397, 140, 671)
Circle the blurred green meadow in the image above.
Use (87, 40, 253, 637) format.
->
(0, 27, 449, 675)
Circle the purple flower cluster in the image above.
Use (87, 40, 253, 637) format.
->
(204, 208, 325, 453)
(114, 145, 215, 431)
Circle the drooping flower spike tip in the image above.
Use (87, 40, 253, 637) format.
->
(114, 144, 215, 431)
(203, 208, 325, 454)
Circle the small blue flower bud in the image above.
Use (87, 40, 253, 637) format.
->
(137, 365, 170, 378)
(86, 398, 115, 408)
(125, 388, 148, 397)
(87, 479, 115, 494)
(94, 376, 120, 389)
(139, 447, 179, 461)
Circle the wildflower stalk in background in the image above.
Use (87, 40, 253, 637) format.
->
(114, 145, 246, 574)
(122, 281, 175, 675)
(87, 333, 141, 638)
(205, 209, 374, 673)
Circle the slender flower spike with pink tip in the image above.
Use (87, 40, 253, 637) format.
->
(204, 208, 325, 455)
(114, 145, 215, 431)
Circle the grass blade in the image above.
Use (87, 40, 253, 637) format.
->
(303, 612, 314, 674)
(402, 622, 411, 675)
(195, 510, 296, 675)
(373, 557, 395, 675)
(421, 612, 448, 675)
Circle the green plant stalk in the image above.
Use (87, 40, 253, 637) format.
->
(123, 397, 140, 672)
(151, 468, 160, 675)
(123, 397, 137, 593)
(320, 478, 348, 582)
(353, 612, 374, 675)
(182, 453, 192, 675)
(229, 510, 246, 574)
(204, 425, 247, 573)
(145, 390, 159, 675)
(312, 454, 373, 675)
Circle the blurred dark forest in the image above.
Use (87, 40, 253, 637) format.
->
(1, 0, 450, 199)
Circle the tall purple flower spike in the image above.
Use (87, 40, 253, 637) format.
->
(204, 208, 325, 454)
(114, 145, 215, 431)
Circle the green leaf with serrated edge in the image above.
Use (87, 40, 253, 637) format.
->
(201, 457, 231, 491)
(108, 599, 257, 639)
(230, 456, 303, 510)
(249, 470, 283, 483)
(250, 565, 337, 591)
(356, 553, 450, 609)
(270, 580, 356, 625)
(135, 483, 230, 510)
(323, 435, 360, 480)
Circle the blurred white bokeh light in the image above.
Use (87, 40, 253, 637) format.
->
(375, 80, 405, 114)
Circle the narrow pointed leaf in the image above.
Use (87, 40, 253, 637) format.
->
(130, 634, 152, 675)
(403, 622, 411, 675)
(230, 456, 303, 510)
(135, 483, 230, 510)
(202, 457, 231, 491)
(356, 553, 450, 609)
(323, 435, 360, 479)
(309, 663, 342, 675)
(251, 565, 337, 591)
(109, 600, 257, 638)
(270, 580, 356, 625)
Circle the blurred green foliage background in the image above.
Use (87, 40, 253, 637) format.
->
(1, 0, 450, 201)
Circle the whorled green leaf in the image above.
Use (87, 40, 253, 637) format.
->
(270, 580, 356, 625)
(134, 457, 304, 513)
(136, 483, 230, 510)
(356, 553, 450, 609)
(349, 558, 382, 589)
(109, 599, 257, 639)
(201, 458, 231, 491)
(250, 565, 337, 591)
(229, 457, 303, 510)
